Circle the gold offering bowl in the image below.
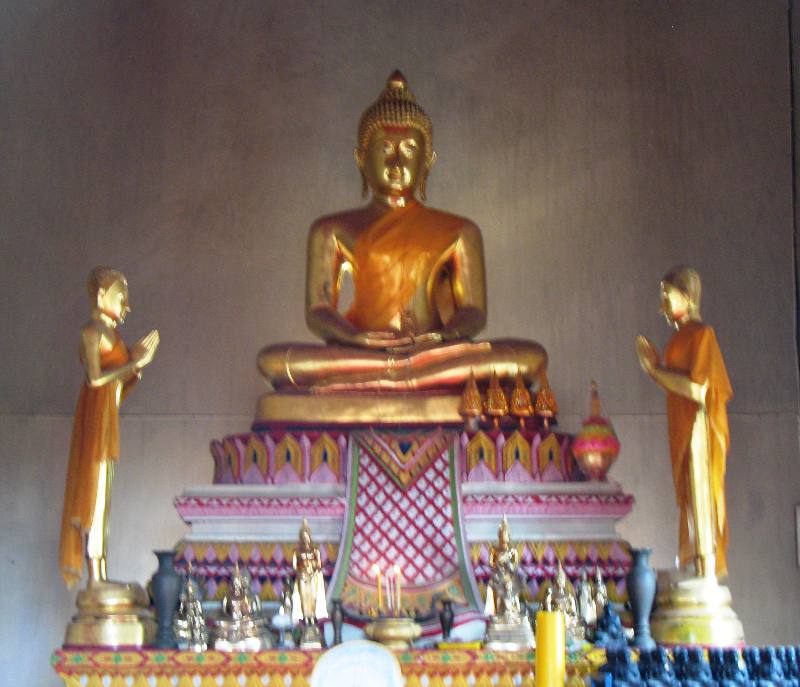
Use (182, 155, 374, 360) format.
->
(364, 617, 422, 649)
(573, 451, 617, 481)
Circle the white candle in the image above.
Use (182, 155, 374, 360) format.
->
(385, 574, 393, 613)
(393, 564, 402, 613)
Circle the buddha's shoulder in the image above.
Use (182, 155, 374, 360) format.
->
(420, 205, 481, 232)
(307, 206, 375, 238)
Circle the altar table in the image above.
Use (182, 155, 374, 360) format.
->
(52, 648, 600, 686)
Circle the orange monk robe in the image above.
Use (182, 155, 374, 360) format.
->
(347, 201, 462, 332)
(664, 321, 732, 577)
(59, 333, 130, 587)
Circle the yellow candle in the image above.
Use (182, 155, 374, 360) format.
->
(535, 610, 565, 687)
(372, 564, 382, 613)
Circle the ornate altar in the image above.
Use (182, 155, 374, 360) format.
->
(174, 421, 634, 637)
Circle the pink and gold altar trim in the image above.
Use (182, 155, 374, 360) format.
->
(53, 648, 602, 686)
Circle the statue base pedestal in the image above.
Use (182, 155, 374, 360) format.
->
(484, 615, 536, 651)
(364, 617, 422, 649)
(65, 582, 156, 648)
(255, 390, 464, 426)
(298, 621, 325, 650)
(650, 571, 744, 646)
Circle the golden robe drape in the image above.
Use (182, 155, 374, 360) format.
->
(59, 334, 129, 587)
(347, 201, 462, 332)
(664, 321, 732, 577)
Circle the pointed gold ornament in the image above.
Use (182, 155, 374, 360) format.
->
(535, 370, 559, 431)
(510, 370, 534, 429)
(459, 369, 483, 430)
(484, 370, 509, 428)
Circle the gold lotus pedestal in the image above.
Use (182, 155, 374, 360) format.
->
(364, 617, 422, 649)
(65, 582, 156, 647)
(651, 571, 744, 646)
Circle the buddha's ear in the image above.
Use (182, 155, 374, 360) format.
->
(354, 148, 368, 198)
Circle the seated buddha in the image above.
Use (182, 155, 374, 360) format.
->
(257, 71, 546, 423)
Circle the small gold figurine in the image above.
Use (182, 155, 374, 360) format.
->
(548, 561, 584, 643)
(534, 369, 558, 430)
(291, 519, 328, 649)
(509, 369, 534, 428)
(483, 517, 535, 650)
(484, 370, 509, 428)
(593, 567, 608, 618)
(174, 575, 208, 652)
(459, 369, 483, 430)
(210, 563, 271, 651)
(636, 265, 743, 645)
(60, 267, 160, 647)
(576, 569, 597, 628)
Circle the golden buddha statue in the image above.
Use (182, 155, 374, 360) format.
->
(636, 266, 731, 580)
(291, 519, 328, 648)
(636, 266, 744, 645)
(256, 71, 546, 424)
(60, 267, 160, 646)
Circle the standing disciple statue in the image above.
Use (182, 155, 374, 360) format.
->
(59, 267, 160, 646)
(636, 266, 743, 645)
(292, 519, 328, 648)
(256, 71, 546, 425)
(636, 266, 731, 580)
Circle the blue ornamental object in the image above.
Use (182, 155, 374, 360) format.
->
(625, 547, 656, 649)
(595, 602, 627, 649)
(150, 549, 181, 649)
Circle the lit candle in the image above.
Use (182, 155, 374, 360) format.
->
(393, 564, 402, 613)
(535, 610, 565, 687)
(372, 564, 382, 613)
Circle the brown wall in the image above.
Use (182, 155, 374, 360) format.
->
(2, 2, 798, 683)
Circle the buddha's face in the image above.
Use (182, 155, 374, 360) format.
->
(660, 282, 691, 327)
(97, 280, 130, 325)
(359, 126, 428, 199)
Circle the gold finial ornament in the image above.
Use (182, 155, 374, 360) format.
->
(535, 369, 558, 429)
(484, 370, 509, 428)
(459, 369, 483, 429)
(510, 370, 534, 428)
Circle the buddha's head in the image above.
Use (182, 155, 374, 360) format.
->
(356, 70, 436, 202)
(88, 266, 129, 325)
(660, 265, 701, 327)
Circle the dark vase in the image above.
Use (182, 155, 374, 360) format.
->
(439, 599, 454, 640)
(331, 599, 344, 645)
(625, 547, 656, 649)
(151, 549, 181, 649)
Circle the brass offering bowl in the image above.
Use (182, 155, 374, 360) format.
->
(364, 616, 422, 649)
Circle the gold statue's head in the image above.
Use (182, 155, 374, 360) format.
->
(498, 515, 511, 546)
(660, 265, 701, 327)
(299, 518, 313, 547)
(356, 70, 436, 201)
(87, 266, 130, 325)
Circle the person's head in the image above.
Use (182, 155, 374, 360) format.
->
(660, 265, 701, 326)
(87, 266, 129, 325)
(355, 71, 436, 201)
